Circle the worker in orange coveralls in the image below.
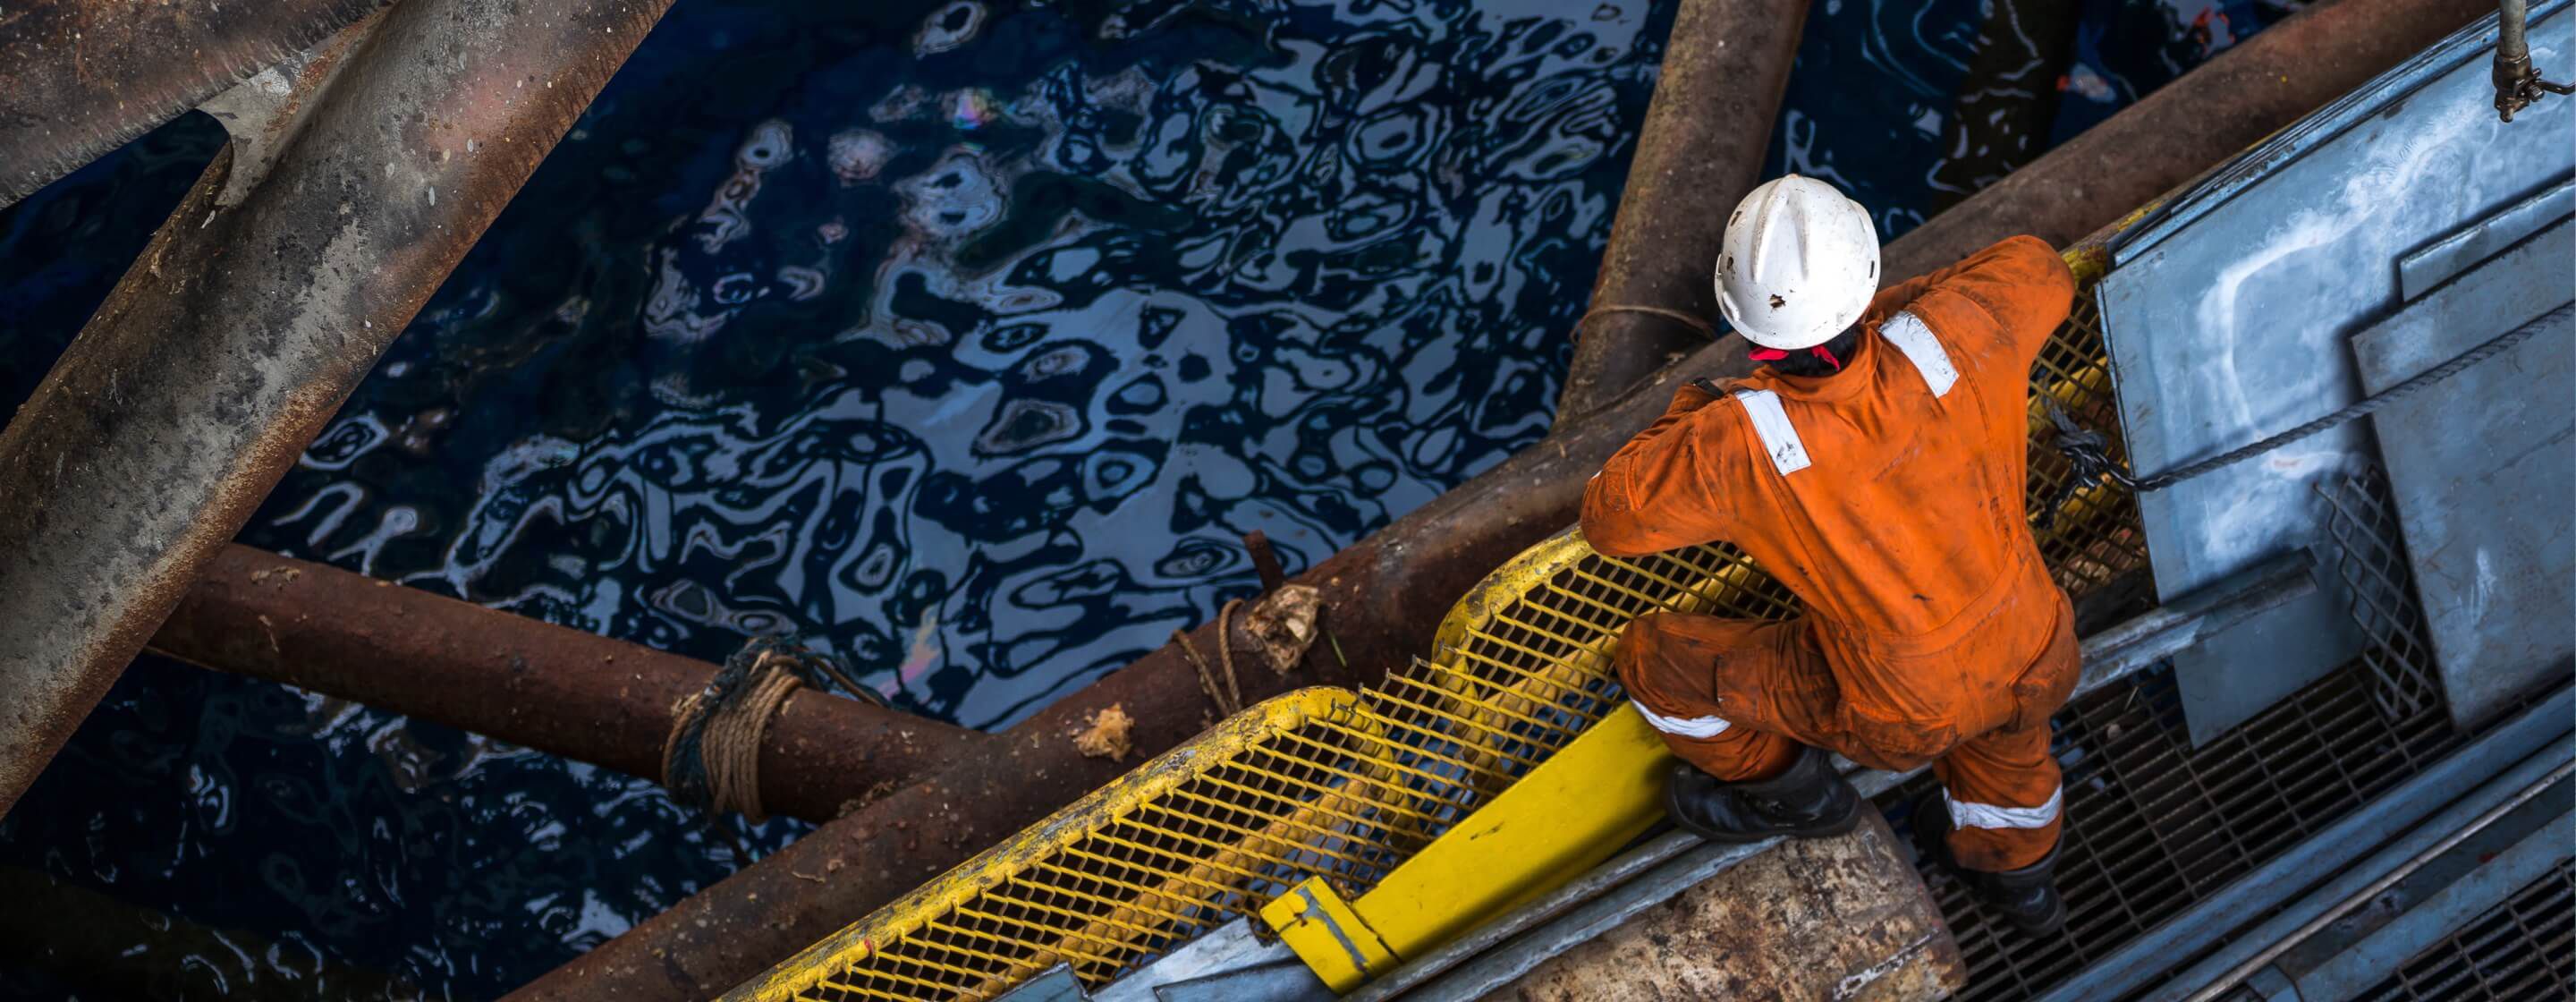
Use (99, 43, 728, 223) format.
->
(1580, 174, 2080, 936)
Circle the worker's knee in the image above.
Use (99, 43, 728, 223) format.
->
(1611, 611, 1679, 693)
(1841, 704, 1960, 772)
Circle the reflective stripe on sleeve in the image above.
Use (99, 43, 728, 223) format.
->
(1729, 388, 1811, 476)
(1878, 311, 1959, 399)
(1945, 785, 2063, 830)
(1631, 699, 1733, 740)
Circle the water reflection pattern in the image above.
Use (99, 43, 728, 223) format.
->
(265, 0, 1660, 731)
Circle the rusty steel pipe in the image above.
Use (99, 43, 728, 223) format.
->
(0, 0, 679, 819)
(506, 553, 1385, 1001)
(0, 0, 393, 208)
(504, 0, 2496, 997)
(1556, 0, 1809, 423)
(152, 545, 985, 824)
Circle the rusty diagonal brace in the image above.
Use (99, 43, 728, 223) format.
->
(0, 0, 393, 208)
(0, 0, 680, 819)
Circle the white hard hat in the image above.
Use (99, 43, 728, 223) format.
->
(1713, 175, 1881, 351)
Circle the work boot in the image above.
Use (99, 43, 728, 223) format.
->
(1662, 746, 1860, 844)
(1911, 798, 2068, 938)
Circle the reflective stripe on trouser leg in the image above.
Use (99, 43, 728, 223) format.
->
(1631, 698, 1731, 740)
(1930, 704, 2067, 871)
(1945, 785, 2063, 830)
(1614, 612, 1802, 781)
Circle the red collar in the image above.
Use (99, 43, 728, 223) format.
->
(1747, 343, 1843, 370)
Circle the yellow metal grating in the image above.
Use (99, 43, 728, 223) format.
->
(729, 256, 2152, 1002)
(2023, 284, 2148, 595)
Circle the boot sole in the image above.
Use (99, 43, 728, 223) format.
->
(1676, 802, 1865, 845)
(2008, 896, 2069, 938)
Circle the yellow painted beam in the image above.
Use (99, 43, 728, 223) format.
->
(1348, 704, 1670, 956)
(1262, 705, 1674, 987)
(1261, 877, 1400, 993)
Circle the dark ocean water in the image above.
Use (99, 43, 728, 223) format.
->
(0, 0, 2296, 997)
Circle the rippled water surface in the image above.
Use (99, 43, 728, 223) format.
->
(0, 0, 2296, 997)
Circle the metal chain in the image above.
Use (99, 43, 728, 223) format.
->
(2043, 304, 2566, 505)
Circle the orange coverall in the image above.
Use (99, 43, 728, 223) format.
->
(1580, 235, 2080, 872)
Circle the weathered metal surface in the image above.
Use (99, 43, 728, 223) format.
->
(1150, 962, 1334, 1002)
(2155, 751, 2574, 1002)
(994, 966, 1089, 1002)
(1555, 0, 1807, 422)
(1095, 920, 1306, 1002)
(1471, 810, 1960, 1002)
(2072, 550, 2319, 691)
(152, 544, 982, 824)
(0, 0, 392, 208)
(0, 0, 680, 819)
(2394, 177, 2572, 300)
(2261, 781, 2572, 999)
(2348, 223, 2573, 729)
(2032, 686, 2575, 1002)
(504, 4, 2492, 997)
(2097, 1, 2574, 744)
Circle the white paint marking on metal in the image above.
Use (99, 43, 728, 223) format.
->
(1832, 930, 1939, 1002)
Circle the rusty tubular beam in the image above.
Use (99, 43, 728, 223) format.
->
(1556, 0, 1809, 423)
(0, 0, 679, 819)
(0, 0, 392, 208)
(151, 545, 985, 824)
(503, 1, 2496, 998)
(506, 587, 1343, 1001)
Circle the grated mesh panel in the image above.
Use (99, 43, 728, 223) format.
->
(2319, 468, 2445, 722)
(2351, 860, 2576, 1002)
(2024, 287, 2149, 596)
(741, 259, 2153, 1002)
(1892, 404, 2500, 1002)
(1889, 663, 2469, 1000)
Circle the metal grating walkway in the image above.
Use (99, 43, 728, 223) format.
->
(2351, 860, 2576, 1002)
(1883, 661, 2467, 1001)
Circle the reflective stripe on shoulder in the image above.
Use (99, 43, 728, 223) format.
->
(1730, 388, 1811, 476)
(1879, 310, 1959, 398)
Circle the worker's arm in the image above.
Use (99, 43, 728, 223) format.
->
(1924, 235, 2077, 370)
(1580, 381, 1742, 558)
(1863, 235, 2074, 366)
